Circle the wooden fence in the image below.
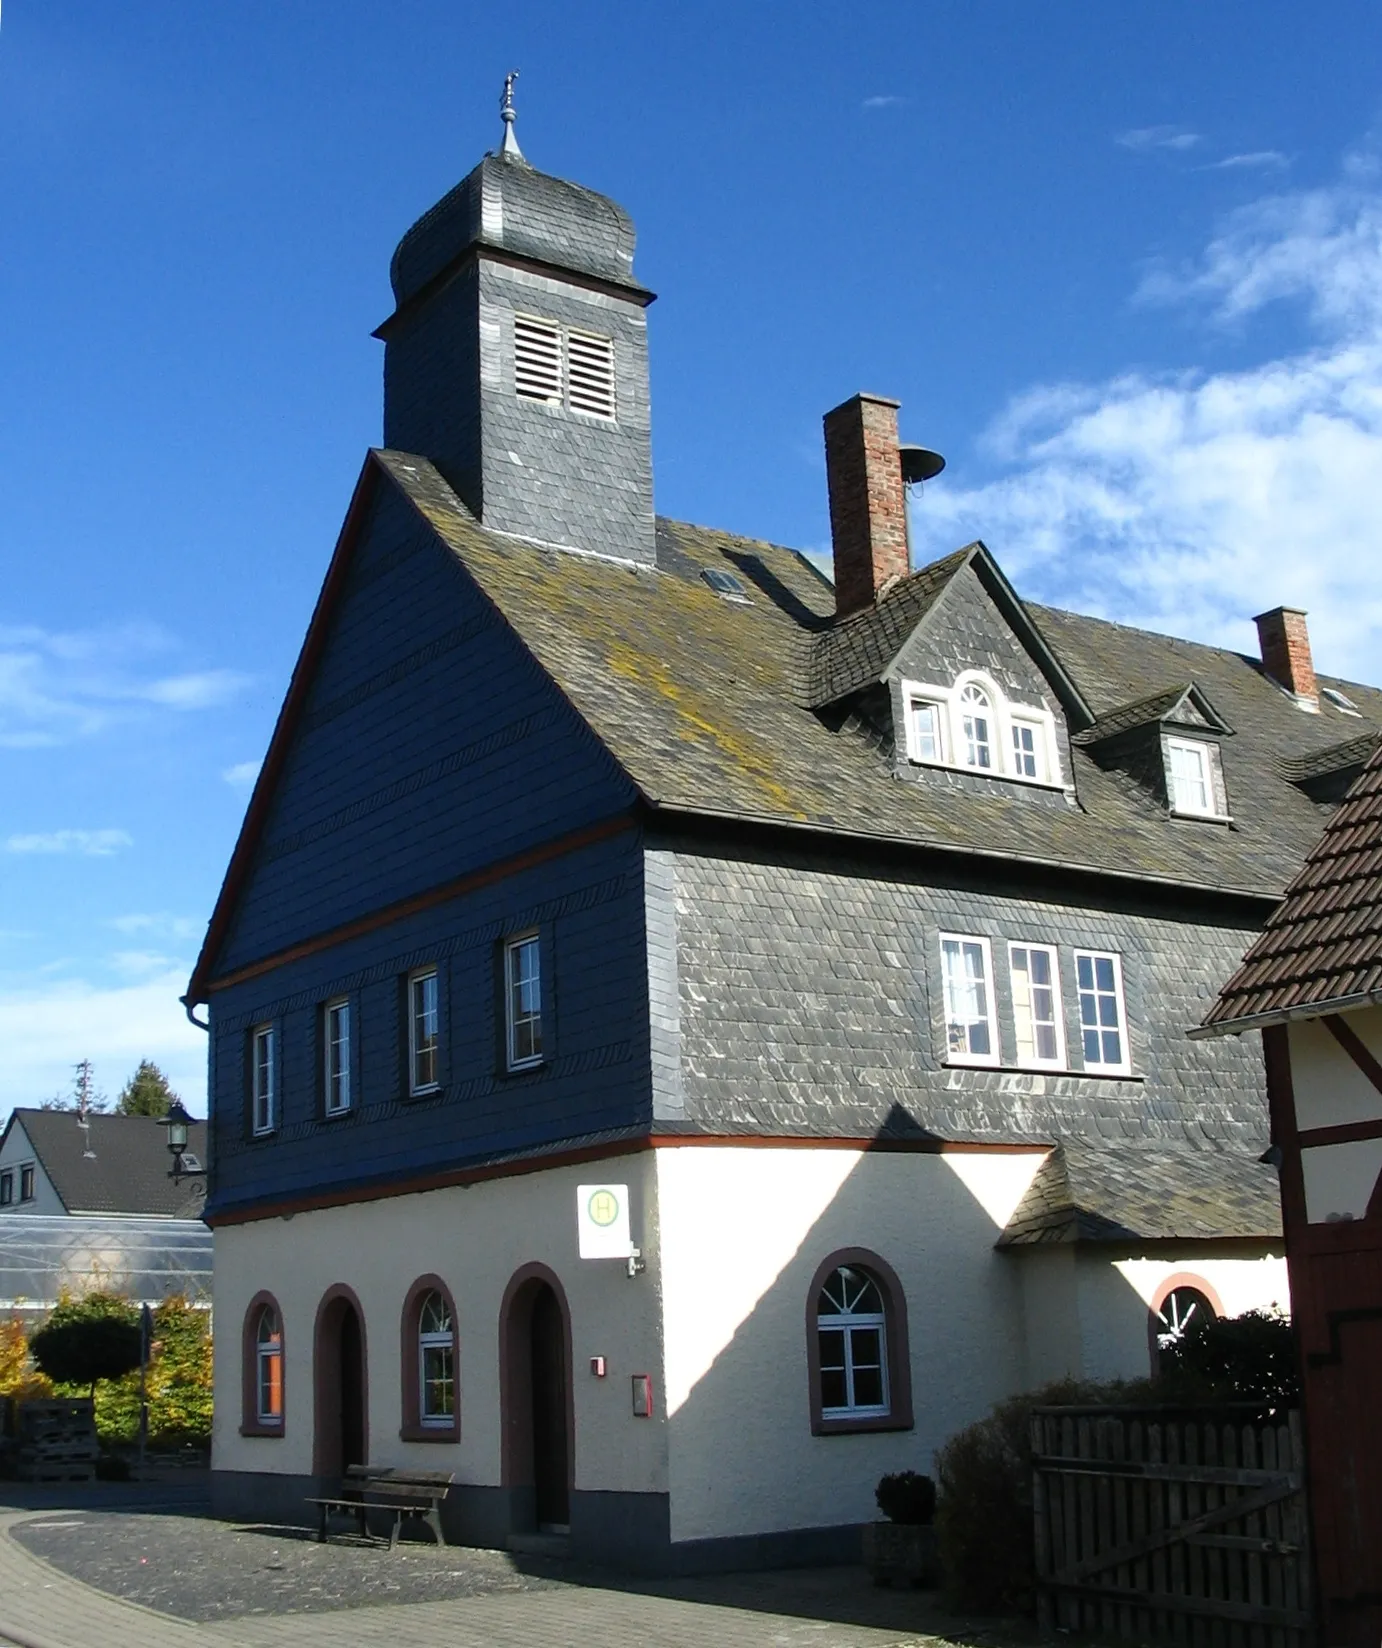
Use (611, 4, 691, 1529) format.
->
(1031, 1406, 1312, 1648)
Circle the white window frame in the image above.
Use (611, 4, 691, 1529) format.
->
(1008, 942, 1066, 1069)
(418, 1291, 456, 1428)
(409, 969, 440, 1095)
(323, 998, 351, 1116)
(939, 933, 1000, 1067)
(901, 674, 1062, 786)
(251, 1025, 276, 1136)
(504, 933, 543, 1071)
(1166, 737, 1217, 818)
(1074, 949, 1131, 1075)
(817, 1267, 891, 1420)
(255, 1305, 283, 1426)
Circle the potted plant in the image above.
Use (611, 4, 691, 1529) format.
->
(862, 1470, 939, 1587)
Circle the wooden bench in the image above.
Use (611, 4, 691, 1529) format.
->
(305, 1465, 454, 1549)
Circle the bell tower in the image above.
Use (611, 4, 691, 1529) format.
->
(375, 82, 657, 564)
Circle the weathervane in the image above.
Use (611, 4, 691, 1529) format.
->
(500, 70, 524, 160)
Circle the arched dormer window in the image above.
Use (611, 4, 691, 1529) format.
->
(806, 1249, 914, 1436)
(903, 672, 1061, 788)
(400, 1275, 460, 1441)
(959, 682, 993, 770)
(241, 1292, 284, 1436)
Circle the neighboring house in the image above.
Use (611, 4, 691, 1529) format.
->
(0, 1110, 211, 1320)
(185, 106, 1380, 1570)
(1198, 739, 1382, 1646)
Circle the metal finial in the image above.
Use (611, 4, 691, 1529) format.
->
(499, 70, 523, 160)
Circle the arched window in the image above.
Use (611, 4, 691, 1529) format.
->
(959, 682, 993, 770)
(806, 1250, 913, 1435)
(400, 1275, 460, 1441)
(257, 1307, 283, 1422)
(1148, 1274, 1224, 1372)
(419, 1291, 455, 1426)
(241, 1291, 285, 1436)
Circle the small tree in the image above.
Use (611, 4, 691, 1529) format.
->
(0, 1316, 52, 1402)
(40, 1060, 109, 1114)
(30, 1292, 141, 1399)
(116, 1060, 179, 1118)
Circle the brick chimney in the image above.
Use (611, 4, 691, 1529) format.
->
(824, 393, 909, 617)
(1254, 606, 1318, 703)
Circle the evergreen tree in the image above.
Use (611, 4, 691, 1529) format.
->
(40, 1060, 108, 1113)
(116, 1060, 179, 1118)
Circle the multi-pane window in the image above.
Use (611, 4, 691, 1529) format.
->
(409, 970, 440, 1094)
(418, 1291, 456, 1427)
(514, 313, 616, 421)
(940, 935, 998, 1063)
(817, 1266, 890, 1419)
(1167, 738, 1214, 816)
(19, 1165, 34, 1203)
(256, 1305, 283, 1425)
(1011, 719, 1042, 781)
(959, 683, 993, 770)
(324, 999, 351, 1116)
(0, 1172, 12, 1207)
(909, 699, 945, 763)
(251, 1026, 276, 1135)
(505, 935, 543, 1070)
(1009, 944, 1064, 1067)
(1075, 950, 1130, 1073)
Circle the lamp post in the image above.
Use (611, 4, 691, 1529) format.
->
(157, 1099, 203, 1184)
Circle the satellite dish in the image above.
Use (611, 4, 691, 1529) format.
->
(899, 444, 946, 485)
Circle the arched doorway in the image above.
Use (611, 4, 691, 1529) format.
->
(314, 1286, 368, 1479)
(500, 1265, 572, 1531)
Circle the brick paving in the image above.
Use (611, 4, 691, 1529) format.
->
(0, 1493, 1025, 1648)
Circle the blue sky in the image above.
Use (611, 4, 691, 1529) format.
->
(2, 2, 1381, 1116)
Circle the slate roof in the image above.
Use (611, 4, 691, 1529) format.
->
(998, 1140, 1283, 1245)
(1276, 730, 1380, 786)
(1200, 736, 1382, 1033)
(4, 1110, 207, 1219)
(1074, 683, 1230, 746)
(373, 450, 1381, 903)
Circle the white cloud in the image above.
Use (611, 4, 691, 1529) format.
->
(5, 829, 132, 857)
(108, 912, 202, 940)
(1207, 151, 1289, 173)
(222, 759, 261, 790)
(862, 95, 905, 111)
(0, 969, 206, 1119)
(109, 950, 178, 978)
(0, 622, 250, 748)
(910, 149, 1382, 683)
(1116, 125, 1201, 154)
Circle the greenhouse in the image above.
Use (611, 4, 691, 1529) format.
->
(0, 1215, 211, 1321)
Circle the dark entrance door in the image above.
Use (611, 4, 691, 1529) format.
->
(530, 1284, 569, 1528)
(338, 1303, 365, 1473)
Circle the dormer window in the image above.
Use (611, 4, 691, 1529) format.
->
(959, 684, 993, 770)
(903, 674, 1061, 787)
(1167, 738, 1214, 816)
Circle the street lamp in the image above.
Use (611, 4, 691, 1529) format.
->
(158, 1099, 204, 1184)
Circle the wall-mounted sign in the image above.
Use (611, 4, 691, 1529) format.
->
(631, 1373, 654, 1418)
(577, 1183, 633, 1259)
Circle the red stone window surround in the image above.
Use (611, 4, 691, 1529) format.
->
(241, 1290, 285, 1438)
(806, 1248, 914, 1437)
(400, 1274, 460, 1442)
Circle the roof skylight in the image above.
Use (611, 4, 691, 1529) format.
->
(1321, 686, 1361, 716)
(701, 568, 750, 602)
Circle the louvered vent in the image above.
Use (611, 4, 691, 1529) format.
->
(514, 315, 562, 404)
(566, 328, 616, 420)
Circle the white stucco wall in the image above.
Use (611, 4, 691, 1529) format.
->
(212, 1150, 667, 1496)
(654, 1143, 1046, 1544)
(1288, 1009, 1382, 1222)
(0, 1122, 64, 1215)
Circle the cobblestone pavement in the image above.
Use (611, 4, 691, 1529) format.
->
(0, 1492, 1032, 1648)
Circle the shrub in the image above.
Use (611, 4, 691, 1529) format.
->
(30, 1318, 141, 1395)
(1164, 1308, 1298, 1411)
(875, 1470, 936, 1525)
(0, 1316, 52, 1403)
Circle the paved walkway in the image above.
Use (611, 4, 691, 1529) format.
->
(0, 1504, 969, 1648)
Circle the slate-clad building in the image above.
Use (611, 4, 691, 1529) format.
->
(188, 107, 1381, 1568)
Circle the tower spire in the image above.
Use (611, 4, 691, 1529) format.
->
(499, 70, 524, 161)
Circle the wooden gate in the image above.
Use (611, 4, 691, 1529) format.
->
(1031, 1406, 1313, 1648)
